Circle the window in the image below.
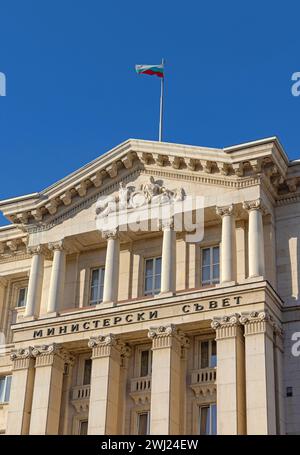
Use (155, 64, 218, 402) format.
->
(17, 287, 27, 308)
(198, 404, 217, 435)
(83, 359, 92, 385)
(201, 246, 219, 285)
(0, 376, 12, 404)
(140, 349, 152, 377)
(89, 267, 105, 305)
(79, 420, 88, 435)
(144, 257, 161, 296)
(199, 340, 217, 369)
(138, 412, 150, 435)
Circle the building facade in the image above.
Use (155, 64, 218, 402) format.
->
(0, 137, 299, 435)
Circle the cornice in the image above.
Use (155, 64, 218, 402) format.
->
(1, 137, 299, 229)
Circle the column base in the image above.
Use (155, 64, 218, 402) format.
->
(216, 280, 236, 288)
(156, 291, 175, 298)
(22, 315, 37, 322)
(43, 311, 58, 318)
(241, 276, 264, 284)
(99, 301, 117, 309)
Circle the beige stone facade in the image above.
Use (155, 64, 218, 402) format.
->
(0, 137, 299, 435)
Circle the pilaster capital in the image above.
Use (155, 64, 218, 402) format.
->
(32, 343, 74, 369)
(216, 204, 234, 218)
(48, 240, 66, 252)
(148, 324, 188, 351)
(88, 334, 122, 359)
(240, 310, 275, 337)
(242, 198, 266, 213)
(102, 229, 119, 240)
(211, 313, 242, 339)
(11, 347, 35, 370)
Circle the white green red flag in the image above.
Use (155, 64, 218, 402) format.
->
(135, 64, 164, 78)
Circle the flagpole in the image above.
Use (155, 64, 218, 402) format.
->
(159, 58, 165, 142)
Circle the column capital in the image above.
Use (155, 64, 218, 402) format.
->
(32, 343, 75, 368)
(240, 310, 275, 338)
(11, 347, 35, 370)
(159, 217, 174, 230)
(48, 240, 66, 252)
(102, 229, 119, 240)
(211, 313, 242, 339)
(27, 244, 49, 257)
(242, 198, 266, 213)
(216, 204, 234, 217)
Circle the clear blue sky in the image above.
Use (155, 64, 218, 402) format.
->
(0, 1, 300, 225)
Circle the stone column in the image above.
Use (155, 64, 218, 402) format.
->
(216, 204, 235, 283)
(25, 246, 46, 318)
(47, 241, 66, 314)
(211, 314, 246, 435)
(148, 324, 188, 434)
(87, 334, 125, 435)
(240, 311, 277, 434)
(29, 344, 74, 435)
(6, 347, 35, 435)
(102, 231, 120, 305)
(243, 199, 265, 278)
(160, 219, 176, 295)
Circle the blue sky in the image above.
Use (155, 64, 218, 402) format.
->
(0, 1, 300, 225)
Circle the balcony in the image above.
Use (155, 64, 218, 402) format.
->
(190, 367, 217, 398)
(71, 384, 90, 412)
(130, 376, 151, 405)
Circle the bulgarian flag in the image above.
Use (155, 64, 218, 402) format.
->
(135, 63, 164, 78)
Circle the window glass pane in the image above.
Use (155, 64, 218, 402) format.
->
(0, 377, 5, 403)
(91, 269, 100, 286)
(212, 264, 219, 281)
(210, 340, 217, 367)
(145, 277, 153, 293)
(79, 420, 88, 435)
(17, 288, 27, 307)
(138, 413, 149, 435)
(212, 247, 219, 264)
(154, 274, 161, 292)
(145, 259, 154, 276)
(202, 248, 210, 266)
(83, 359, 92, 385)
(90, 286, 98, 303)
(211, 404, 217, 435)
(200, 341, 209, 368)
(199, 406, 209, 435)
(154, 257, 162, 274)
(202, 266, 210, 284)
(98, 285, 104, 302)
(4, 376, 11, 402)
(140, 350, 149, 377)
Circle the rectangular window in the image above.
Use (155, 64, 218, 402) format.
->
(201, 246, 220, 285)
(144, 257, 161, 296)
(17, 287, 27, 308)
(0, 376, 12, 403)
(138, 412, 150, 435)
(83, 359, 92, 385)
(89, 267, 105, 305)
(79, 420, 88, 435)
(140, 349, 152, 377)
(199, 339, 217, 368)
(198, 404, 217, 435)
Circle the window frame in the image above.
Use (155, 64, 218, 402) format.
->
(17, 286, 27, 308)
(198, 339, 217, 369)
(198, 403, 217, 435)
(144, 256, 162, 296)
(200, 245, 220, 286)
(89, 266, 105, 305)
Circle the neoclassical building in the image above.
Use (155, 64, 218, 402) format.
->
(0, 137, 299, 435)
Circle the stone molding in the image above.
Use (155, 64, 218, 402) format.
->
(10, 347, 35, 371)
(48, 240, 66, 252)
(240, 310, 282, 339)
(242, 198, 266, 213)
(102, 229, 119, 240)
(27, 244, 50, 258)
(32, 343, 75, 369)
(88, 334, 131, 360)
